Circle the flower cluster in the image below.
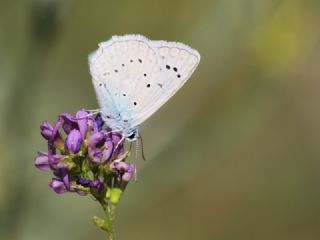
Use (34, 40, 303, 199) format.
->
(35, 109, 135, 205)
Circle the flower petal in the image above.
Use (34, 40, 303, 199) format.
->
(34, 152, 50, 171)
(49, 178, 67, 194)
(65, 129, 82, 154)
(75, 110, 89, 139)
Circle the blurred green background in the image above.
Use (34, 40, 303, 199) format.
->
(1, 0, 320, 239)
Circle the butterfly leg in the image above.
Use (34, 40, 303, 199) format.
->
(72, 109, 102, 120)
(113, 135, 125, 153)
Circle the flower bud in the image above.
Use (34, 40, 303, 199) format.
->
(35, 152, 50, 171)
(49, 178, 67, 194)
(87, 132, 104, 147)
(75, 110, 89, 139)
(40, 121, 53, 140)
(65, 129, 82, 154)
(110, 188, 123, 205)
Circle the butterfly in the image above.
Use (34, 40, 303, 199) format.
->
(89, 34, 200, 142)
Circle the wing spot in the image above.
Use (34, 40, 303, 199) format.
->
(173, 67, 178, 72)
(158, 83, 163, 88)
(99, 83, 103, 87)
(138, 58, 142, 63)
(103, 72, 110, 76)
(122, 63, 125, 67)
(147, 84, 150, 88)
(114, 69, 118, 73)
(134, 102, 137, 106)
(166, 65, 170, 70)
(130, 59, 134, 62)
(123, 119, 128, 123)
(106, 116, 111, 119)
(144, 73, 147, 77)
(123, 93, 126, 96)
(177, 74, 181, 78)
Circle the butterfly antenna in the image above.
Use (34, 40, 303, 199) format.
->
(134, 140, 138, 181)
(139, 134, 146, 161)
(114, 135, 125, 152)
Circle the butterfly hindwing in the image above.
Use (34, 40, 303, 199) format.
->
(131, 40, 201, 126)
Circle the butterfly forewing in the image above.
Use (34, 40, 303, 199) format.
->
(89, 34, 200, 131)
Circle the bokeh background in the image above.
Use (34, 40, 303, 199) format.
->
(1, 0, 320, 239)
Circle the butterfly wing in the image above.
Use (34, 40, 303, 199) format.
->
(127, 39, 201, 127)
(89, 35, 159, 130)
(89, 34, 200, 131)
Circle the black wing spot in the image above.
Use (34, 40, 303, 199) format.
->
(99, 83, 103, 87)
(114, 69, 118, 73)
(123, 119, 128, 123)
(138, 58, 142, 63)
(123, 93, 126, 96)
(147, 84, 150, 88)
(158, 83, 163, 88)
(144, 73, 147, 77)
(134, 102, 137, 106)
(177, 74, 181, 78)
(173, 67, 178, 72)
(122, 63, 125, 67)
(130, 59, 134, 62)
(166, 65, 170, 70)
(106, 115, 111, 119)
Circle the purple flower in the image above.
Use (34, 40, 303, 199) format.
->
(35, 152, 66, 170)
(75, 110, 89, 139)
(65, 129, 82, 154)
(49, 178, 67, 194)
(77, 177, 91, 187)
(36, 108, 133, 203)
(60, 113, 78, 134)
(95, 113, 104, 131)
(87, 131, 105, 147)
(110, 162, 134, 182)
(90, 178, 104, 192)
(40, 121, 53, 140)
(48, 154, 70, 169)
(35, 152, 50, 171)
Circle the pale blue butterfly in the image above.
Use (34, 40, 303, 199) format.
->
(89, 34, 200, 143)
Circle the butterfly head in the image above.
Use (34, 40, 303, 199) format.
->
(124, 127, 139, 142)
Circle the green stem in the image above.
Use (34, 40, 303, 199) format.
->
(101, 202, 116, 240)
